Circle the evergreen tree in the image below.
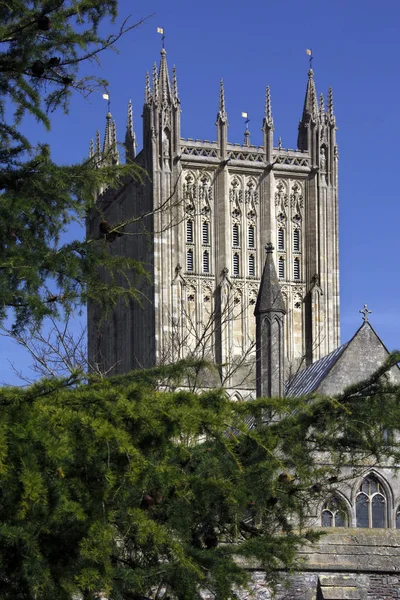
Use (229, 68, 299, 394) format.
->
(1, 355, 400, 599)
(0, 1, 148, 332)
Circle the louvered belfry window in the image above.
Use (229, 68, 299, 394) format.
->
(294, 257, 300, 280)
(186, 220, 193, 244)
(278, 228, 284, 251)
(202, 221, 209, 245)
(248, 225, 255, 248)
(233, 253, 239, 276)
(248, 254, 255, 276)
(278, 256, 285, 279)
(186, 249, 193, 272)
(232, 223, 239, 247)
(293, 229, 300, 252)
(203, 251, 209, 273)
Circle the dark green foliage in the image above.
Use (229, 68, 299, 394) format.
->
(1, 356, 400, 599)
(0, 1, 148, 331)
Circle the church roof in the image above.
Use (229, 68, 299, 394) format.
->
(285, 342, 348, 397)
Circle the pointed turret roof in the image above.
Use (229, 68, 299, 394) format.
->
(300, 69, 319, 124)
(255, 243, 286, 315)
(158, 48, 172, 105)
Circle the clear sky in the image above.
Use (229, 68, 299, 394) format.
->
(2, 0, 400, 383)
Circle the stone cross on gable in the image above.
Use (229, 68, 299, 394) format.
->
(359, 304, 372, 322)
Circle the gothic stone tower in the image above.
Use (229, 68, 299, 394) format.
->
(87, 50, 340, 394)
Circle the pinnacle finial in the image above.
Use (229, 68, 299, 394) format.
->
(145, 71, 151, 104)
(219, 79, 226, 116)
(278, 136, 282, 150)
(265, 242, 274, 254)
(125, 99, 137, 161)
(172, 65, 179, 102)
(265, 85, 273, 127)
(328, 86, 336, 125)
(152, 62, 159, 102)
(319, 92, 325, 117)
(89, 138, 94, 159)
(96, 130, 101, 157)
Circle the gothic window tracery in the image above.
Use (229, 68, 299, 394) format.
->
(356, 476, 387, 528)
(321, 497, 348, 528)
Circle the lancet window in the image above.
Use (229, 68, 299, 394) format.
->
(232, 223, 240, 248)
(202, 221, 209, 245)
(233, 253, 240, 277)
(248, 254, 255, 277)
(293, 257, 300, 281)
(186, 220, 193, 244)
(186, 249, 194, 273)
(278, 228, 285, 251)
(293, 228, 300, 252)
(248, 225, 255, 248)
(356, 476, 387, 528)
(203, 251, 209, 273)
(321, 497, 348, 528)
(278, 257, 285, 280)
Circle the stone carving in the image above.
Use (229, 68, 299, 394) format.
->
(320, 146, 326, 172)
(290, 181, 304, 212)
(275, 180, 288, 214)
(245, 178, 259, 205)
(229, 177, 243, 204)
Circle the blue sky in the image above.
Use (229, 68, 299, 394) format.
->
(1, 0, 400, 383)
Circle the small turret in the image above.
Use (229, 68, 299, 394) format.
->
(125, 99, 137, 162)
(145, 71, 151, 105)
(255, 243, 286, 398)
(327, 86, 336, 126)
(172, 65, 179, 104)
(298, 68, 319, 162)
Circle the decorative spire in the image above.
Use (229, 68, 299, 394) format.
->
(125, 99, 137, 161)
(243, 127, 250, 147)
(103, 111, 113, 154)
(278, 136, 282, 150)
(172, 65, 179, 103)
(158, 48, 172, 105)
(301, 69, 319, 124)
(255, 244, 286, 315)
(152, 62, 159, 103)
(217, 79, 227, 123)
(264, 85, 273, 128)
(89, 138, 94, 159)
(328, 86, 336, 125)
(145, 71, 151, 104)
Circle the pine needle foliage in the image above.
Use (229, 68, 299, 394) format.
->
(1, 355, 400, 599)
(0, 1, 149, 332)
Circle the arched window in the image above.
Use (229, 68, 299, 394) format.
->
(232, 223, 240, 247)
(278, 256, 285, 279)
(186, 220, 193, 244)
(321, 497, 348, 528)
(233, 253, 239, 276)
(278, 228, 284, 251)
(203, 250, 209, 273)
(248, 225, 255, 248)
(294, 257, 300, 280)
(293, 229, 300, 252)
(356, 476, 387, 528)
(186, 249, 194, 272)
(202, 221, 209, 245)
(248, 254, 255, 276)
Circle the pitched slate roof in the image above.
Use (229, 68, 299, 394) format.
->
(285, 342, 348, 397)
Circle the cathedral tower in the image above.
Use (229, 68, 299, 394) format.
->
(87, 49, 340, 395)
